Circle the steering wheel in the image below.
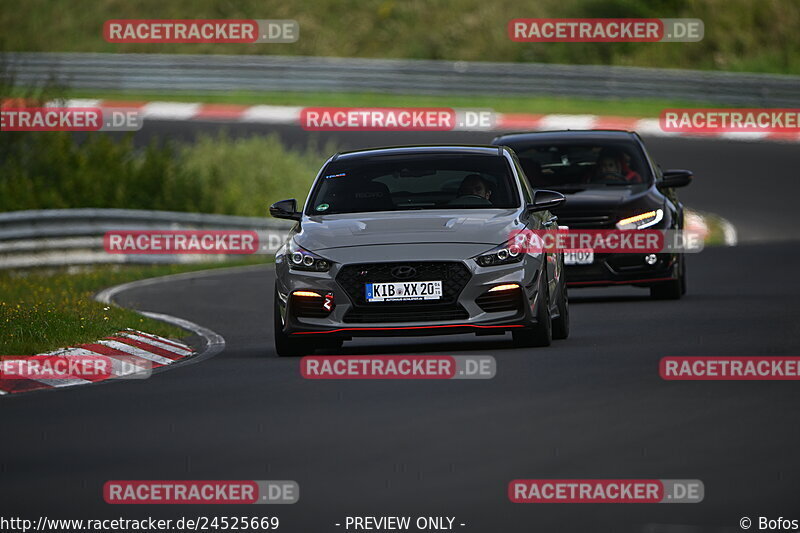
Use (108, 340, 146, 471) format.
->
(450, 194, 492, 206)
(598, 171, 627, 183)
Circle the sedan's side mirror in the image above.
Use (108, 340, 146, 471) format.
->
(527, 189, 566, 213)
(659, 169, 693, 189)
(269, 199, 302, 221)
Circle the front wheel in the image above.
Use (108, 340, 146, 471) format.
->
(650, 255, 684, 300)
(551, 281, 569, 340)
(512, 267, 552, 348)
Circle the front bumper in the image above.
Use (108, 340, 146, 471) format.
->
(275, 248, 546, 339)
(565, 252, 679, 288)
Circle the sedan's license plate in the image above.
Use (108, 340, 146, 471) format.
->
(564, 250, 594, 265)
(366, 281, 443, 302)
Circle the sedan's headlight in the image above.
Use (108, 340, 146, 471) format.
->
(616, 208, 664, 230)
(283, 240, 332, 272)
(473, 242, 524, 267)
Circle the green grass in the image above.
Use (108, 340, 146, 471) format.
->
(0, 259, 267, 355)
(55, 88, 718, 117)
(1, 0, 799, 75)
(0, 131, 334, 215)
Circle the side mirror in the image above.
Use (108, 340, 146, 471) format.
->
(659, 169, 693, 189)
(269, 199, 302, 221)
(527, 189, 566, 213)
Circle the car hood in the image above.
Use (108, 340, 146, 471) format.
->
(553, 186, 658, 216)
(294, 210, 522, 251)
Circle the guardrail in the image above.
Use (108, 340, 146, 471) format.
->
(5, 52, 800, 106)
(0, 209, 292, 269)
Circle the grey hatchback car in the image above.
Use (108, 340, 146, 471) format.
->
(269, 145, 569, 356)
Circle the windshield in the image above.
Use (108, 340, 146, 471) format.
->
(508, 141, 653, 192)
(306, 154, 520, 215)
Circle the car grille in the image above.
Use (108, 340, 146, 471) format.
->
(476, 288, 523, 313)
(337, 261, 472, 324)
(344, 305, 470, 323)
(555, 211, 614, 229)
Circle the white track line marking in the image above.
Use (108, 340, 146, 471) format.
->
(241, 105, 302, 124)
(142, 102, 201, 120)
(538, 114, 597, 130)
(125, 329, 188, 350)
(39, 347, 102, 356)
(116, 333, 192, 355)
(31, 377, 91, 387)
(94, 340, 174, 365)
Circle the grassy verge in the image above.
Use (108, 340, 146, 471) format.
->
(0, 258, 267, 355)
(56, 88, 716, 118)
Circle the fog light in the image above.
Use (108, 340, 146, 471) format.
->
(645, 254, 658, 265)
(293, 290, 322, 298)
(488, 283, 521, 292)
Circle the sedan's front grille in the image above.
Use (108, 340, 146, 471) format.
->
(336, 261, 472, 324)
(555, 211, 614, 229)
(344, 304, 470, 323)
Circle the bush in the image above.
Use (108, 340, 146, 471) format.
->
(0, 131, 335, 216)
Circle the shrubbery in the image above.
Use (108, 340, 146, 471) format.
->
(0, 131, 334, 216)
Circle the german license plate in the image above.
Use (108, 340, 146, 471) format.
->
(365, 281, 443, 302)
(564, 250, 594, 265)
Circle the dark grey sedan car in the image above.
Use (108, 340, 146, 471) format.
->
(269, 145, 569, 356)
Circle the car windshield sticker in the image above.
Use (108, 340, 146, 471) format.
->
(316, 203, 330, 211)
(324, 172, 347, 179)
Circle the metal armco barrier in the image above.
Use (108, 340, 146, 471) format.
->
(0, 209, 292, 269)
(5, 52, 800, 106)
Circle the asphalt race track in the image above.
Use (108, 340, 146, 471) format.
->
(2, 124, 800, 532)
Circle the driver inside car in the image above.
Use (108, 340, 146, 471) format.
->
(456, 174, 493, 201)
(592, 150, 642, 183)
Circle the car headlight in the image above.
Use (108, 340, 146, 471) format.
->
(283, 240, 332, 272)
(473, 242, 524, 267)
(616, 208, 664, 230)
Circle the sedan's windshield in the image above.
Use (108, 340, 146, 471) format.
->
(508, 141, 653, 192)
(306, 154, 520, 215)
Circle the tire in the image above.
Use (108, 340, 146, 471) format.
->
(512, 267, 552, 347)
(551, 281, 570, 340)
(273, 290, 312, 357)
(680, 255, 687, 296)
(650, 256, 684, 300)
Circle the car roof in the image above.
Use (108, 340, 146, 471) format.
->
(492, 129, 639, 144)
(332, 144, 505, 161)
